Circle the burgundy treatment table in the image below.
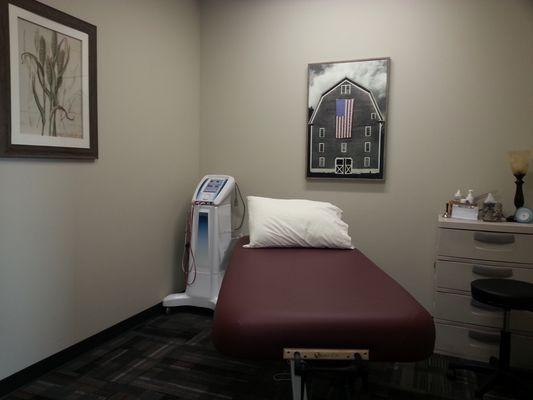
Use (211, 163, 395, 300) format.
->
(212, 238, 435, 399)
(213, 238, 434, 360)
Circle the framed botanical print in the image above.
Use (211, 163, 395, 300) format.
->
(0, 0, 97, 159)
(307, 58, 390, 179)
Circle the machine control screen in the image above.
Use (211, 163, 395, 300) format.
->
(196, 178, 228, 203)
(204, 179, 226, 193)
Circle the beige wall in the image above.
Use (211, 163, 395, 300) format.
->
(0, 0, 200, 379)
(2, 0, 533, 382)
(199, 0, 533, 309)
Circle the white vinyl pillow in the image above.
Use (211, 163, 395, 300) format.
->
(245, 196, 353, 249)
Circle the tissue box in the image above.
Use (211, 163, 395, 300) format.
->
(452, 204, 479, 220)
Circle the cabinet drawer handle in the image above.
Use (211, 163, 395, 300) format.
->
(468, 330, 500, 344)
(472, 265, 513, 278)
(470, 299, 501, 311)
(474, 232, 515, 245)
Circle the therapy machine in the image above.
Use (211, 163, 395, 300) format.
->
(163, 175, 237, 311)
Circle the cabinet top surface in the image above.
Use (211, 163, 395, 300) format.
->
(438, 215, 533, 234)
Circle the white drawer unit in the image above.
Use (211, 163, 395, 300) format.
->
(435, 260, 533, 293)
(434, 216, 533, 368)
(434, 292, 533, 333)
(435, 321, 533, 369)
(438, 228, 533, 264)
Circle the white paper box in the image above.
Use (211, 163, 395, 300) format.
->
(452, 204, 479, 220)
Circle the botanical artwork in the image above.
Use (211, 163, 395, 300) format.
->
(1, 1, 97, 159)
(307, 58, 390, 179)
(18, 19, 83, 139)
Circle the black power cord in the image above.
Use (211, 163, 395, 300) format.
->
(233, 182, 246, 231)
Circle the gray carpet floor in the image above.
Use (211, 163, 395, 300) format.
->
(1, 308, 526, 400)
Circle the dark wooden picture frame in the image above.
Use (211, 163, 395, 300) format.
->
(0, 0, 97, 159)
(306, 57, 390, 180)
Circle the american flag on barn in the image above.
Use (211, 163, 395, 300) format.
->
(335, 99, 354, 138)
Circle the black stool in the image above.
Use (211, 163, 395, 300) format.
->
(448, 279, 533, 399)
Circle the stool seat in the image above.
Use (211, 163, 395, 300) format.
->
(450, 279, 533, 399)
(471, 279, 533, 311)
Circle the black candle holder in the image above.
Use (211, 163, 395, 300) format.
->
(507, 173, 525, 221)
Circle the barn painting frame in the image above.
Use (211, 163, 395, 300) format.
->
(307, 58, 390, 180)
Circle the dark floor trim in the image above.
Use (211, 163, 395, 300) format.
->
(0, 303, 163, 397)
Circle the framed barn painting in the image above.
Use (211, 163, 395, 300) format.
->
(307, 58, 390, 179)
(0, 0, 97, 159)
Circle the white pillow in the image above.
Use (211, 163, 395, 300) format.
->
(245, 196, 353, 249)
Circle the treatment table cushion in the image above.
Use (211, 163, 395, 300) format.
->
(213, 237, 435, 361)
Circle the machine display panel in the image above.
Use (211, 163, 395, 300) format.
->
(203, 179, 226, 193)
